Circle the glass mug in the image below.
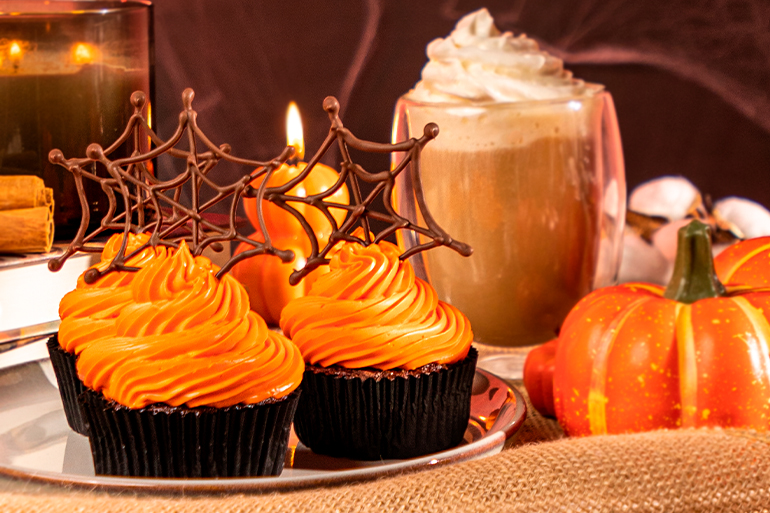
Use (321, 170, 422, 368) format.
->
(393, 88, 625, 348)
(0, 1, 153, 239)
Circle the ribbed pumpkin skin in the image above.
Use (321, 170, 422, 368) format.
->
(242, 163, 348, 248)
(236, 163, 348, 325)
(231, 238, 329, 326)
(715, 236, 770, 289)
(553, 283, 770, 436)
(522, 338, 558, 418)
(230, 239, 308, 326)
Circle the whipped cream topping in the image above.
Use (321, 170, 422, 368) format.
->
(408, 9, 594, 103)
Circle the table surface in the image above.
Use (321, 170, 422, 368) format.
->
(1, 345, 769, 512)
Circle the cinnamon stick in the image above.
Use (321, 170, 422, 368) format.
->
(0, 205, 54, 253)
(0, 175, 55, 253)
(0, 176, 52, 210)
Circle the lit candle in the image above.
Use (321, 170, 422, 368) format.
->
(7, 40, 25, 71)
(243, 102, 349, 248)
(286, 101, 304, 161)
(0, 5, 152, 240)
(235, 103, 350, 325)
(71, 42, 97, 65)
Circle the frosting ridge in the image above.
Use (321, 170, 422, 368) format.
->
(58, 232, 159, 355)
(280, 239, 473, 370)
(61, 238, 304, 409)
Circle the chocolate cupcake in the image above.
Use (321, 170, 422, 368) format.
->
(46, 334, 88, 435)
(69, 240, 304, 477)
(80, 388, 300, 478)
(50, 232, 158, 436)
(281, 238, 475, 460)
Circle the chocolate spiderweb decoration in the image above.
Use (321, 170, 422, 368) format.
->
(48, 88, 296, 283)
(250, 96, 472, 286)
(48, 89, 470, 285)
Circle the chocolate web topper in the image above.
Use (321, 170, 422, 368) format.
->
(265, 96, 472, 285)
(48, 89, 471, 285)
(48, 88, 295, 283)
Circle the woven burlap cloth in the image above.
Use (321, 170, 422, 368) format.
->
(2, 373, 770, 513)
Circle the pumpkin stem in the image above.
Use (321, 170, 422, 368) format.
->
(663, 220, 726, 303)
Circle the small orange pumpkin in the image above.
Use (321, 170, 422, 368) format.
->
(525, 220, 770, 436)
(714, 236, 770, 289)
(237, 162, 348, 324)
(242, 162, 349, 248)
(521, 338, 557, 418)
(231, 236, 329, 325)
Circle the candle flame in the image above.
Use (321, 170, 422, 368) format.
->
(9, 41, 22, 59)
(146, 101, 154, 176)
(286, 102, 304, 161)
(5, 40, 25, 69)
(72, 43, 96, 65)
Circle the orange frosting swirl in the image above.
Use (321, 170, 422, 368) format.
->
(58, 233, 160, 355)
(280, 240, 473, 370)
(60, 237, 304, 409)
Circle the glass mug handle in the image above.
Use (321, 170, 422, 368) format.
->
(391, 98, 430, 281)
(593, 92, 627, 289)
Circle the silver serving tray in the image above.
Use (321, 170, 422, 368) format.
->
(0, 341, 526, 494)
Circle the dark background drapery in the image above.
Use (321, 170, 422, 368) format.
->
(153, 0, 770, 218)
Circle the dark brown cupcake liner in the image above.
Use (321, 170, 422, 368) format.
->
(46, 334, 89, 436)
(294, 347, 478, 460)
(79, 388, 301, 478)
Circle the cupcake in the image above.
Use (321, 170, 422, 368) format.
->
(280, 238, 476, 460)
(61, 238, 304, 477)
(48, 232, 158, 435)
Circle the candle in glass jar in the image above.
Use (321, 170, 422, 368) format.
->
(0, 2, 153, 240)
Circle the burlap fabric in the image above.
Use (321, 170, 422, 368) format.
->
(2, 378, 769, 512)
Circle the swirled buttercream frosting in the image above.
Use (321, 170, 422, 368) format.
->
(280, 240, 473, 370)
(61, 238, 304, 409)
(408, 8, 593, 103)
(58, 232, 159, 355)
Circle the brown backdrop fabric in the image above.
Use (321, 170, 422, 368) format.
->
(2, 383, 769, 512)
(153, 1, 770, 221)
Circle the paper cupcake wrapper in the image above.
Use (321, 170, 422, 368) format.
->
(80, 388, 301, 478)
(294, 347, 478, 460)
(46, 335, 89, 436)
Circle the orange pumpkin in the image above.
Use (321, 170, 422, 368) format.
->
(237, 162, 348, 324)
(521, 338, 557, 418)
(714, 236, 770, 289)
(526, 220, 770, 436)
(231, 236, 329, 325)
(242, 162, 349, 247)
